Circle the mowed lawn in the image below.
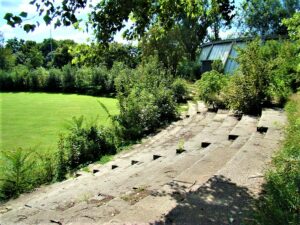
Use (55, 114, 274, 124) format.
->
(0, 93, 119, 152)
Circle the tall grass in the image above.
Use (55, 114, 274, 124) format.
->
(256, 93, 300, 224)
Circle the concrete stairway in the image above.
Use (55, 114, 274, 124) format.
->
(0, 104, 287, 225)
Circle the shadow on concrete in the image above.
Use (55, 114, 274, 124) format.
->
(153, 175, 257, 225)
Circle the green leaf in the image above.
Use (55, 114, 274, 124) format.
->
(54, 19, 61, 28)
(24, 24, 36, 32)
(4, 13, 13, 21)
(12, 16, 22, 24)
(43, 14, 51, 25)
(7, 21, 15, 27)
(19, 12, 28, 18)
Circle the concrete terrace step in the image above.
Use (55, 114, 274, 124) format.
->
(217, 109, 287, 190)
(0, 107, 287, 225)
(141, 101, 202, 149)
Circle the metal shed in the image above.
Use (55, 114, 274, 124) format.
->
(198, 38, 250, 74)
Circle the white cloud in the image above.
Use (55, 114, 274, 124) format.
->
(219, 29, 239, 39)
(18, 0, 36, 15)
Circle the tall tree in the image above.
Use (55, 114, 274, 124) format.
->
(0, 32, 16, 70)
(16, 40, 44, 68)
(6, 38, 25, 53)
(239, 0, 299, 36)
(4, 0, 235, 62)
(39, 38, 58, 62)
(52, 41, 75, 68)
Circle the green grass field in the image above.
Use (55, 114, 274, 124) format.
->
(0, 92, 119, 152)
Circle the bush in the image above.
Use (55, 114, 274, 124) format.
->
(62, 64, 76, 93)
(56, 116, 116, 174)
(35, 151, 56, 184)
(0, 61, 124, 95)
(0, 147, 57, 201)
(116, 88, 160, 140)
(91, 64, 118, 96)
(114, 56, 178, 140)
(224, 39, 299, 114)
(177, 59, 201, 80)
(264, 40, 299, 104)
(0, 70, 14, 91)
(11, 65, 30, 91)
(224, 39, 274, 114)
(75, 66, 92, 94)
(155, 88, 178, 123)
(196, 70, 228, 109)
(0, 148, 37, 200)
(45, 68, 63, 92)
(91, 65, 109, 95)
(224, 73, 262, 113)
(211, 59, 224, 73)
(27, 67, 49, 91)
(256, 93, 300, 224)
(171, 78, 189, 103)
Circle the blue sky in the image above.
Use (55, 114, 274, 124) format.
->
(0, 0, 127, 43)
(1, 0, 242, 44)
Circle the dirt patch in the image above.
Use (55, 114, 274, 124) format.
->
(121, 187, 151, 205)
(88, 193, 114, 207)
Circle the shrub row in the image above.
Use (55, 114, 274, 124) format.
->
(196, 39, 300, 114)
(0, 64, 119, 96)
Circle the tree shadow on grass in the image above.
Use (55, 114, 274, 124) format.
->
(153, 175, 257, 225)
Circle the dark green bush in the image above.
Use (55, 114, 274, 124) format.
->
(264, 40, 300, 104)
(91, 65, 109, 95)
(171, 78, 189, 103)
(56, 116, 116, 174)
(117, 88, 160, 140)
(27, 67, 49, 91)
(177, 59, 201, 80)
(45, 68, 63, 92)
(0, 70, 14, 91)
(196, 70, 228, 109)
(62, 64, 76, 93)
(224, 39, 299, 114)
(114, 56, 178, 140)
(256, 93, 300, 224)
(91, 64, 118, 95)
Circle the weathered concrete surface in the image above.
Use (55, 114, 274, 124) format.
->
(0, 105, 286, 225)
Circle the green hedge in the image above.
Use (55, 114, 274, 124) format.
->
(256, 93, 300, 224)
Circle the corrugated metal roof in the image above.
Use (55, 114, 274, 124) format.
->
(199, 37, 287, 74)
(199, 39, 247, 74)
(199, 45, 212, 61)
(224, 43, 246, 74)
(208, 43, 232, 64)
